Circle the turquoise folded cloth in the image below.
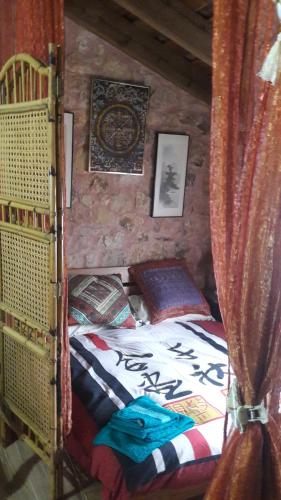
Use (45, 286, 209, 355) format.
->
(94, 396, 195, 462)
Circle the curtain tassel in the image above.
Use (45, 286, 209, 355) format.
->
(227, 379, 268, 433)
(258, 1, 281, 85)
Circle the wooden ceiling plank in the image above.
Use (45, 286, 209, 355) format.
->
(164, 0, 212, 33)
(65, 0, 211, 103)
(65, 0, 208, 82)
(181, 0, 211, 14)
(112, 0, 212, 65)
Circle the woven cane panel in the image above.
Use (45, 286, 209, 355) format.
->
(3, 334, 51, 438)
(0, 231, 50, 328)
(0, 109, 49, 206)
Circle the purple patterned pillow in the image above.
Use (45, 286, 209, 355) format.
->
(68, 274, 136, 329)
(129, 259, 210, 324)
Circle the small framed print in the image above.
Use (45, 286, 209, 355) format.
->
(64, 111, 74, 208)
(152, 133, 189, 217)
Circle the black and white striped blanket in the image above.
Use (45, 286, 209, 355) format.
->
(70, 320, 229, 490)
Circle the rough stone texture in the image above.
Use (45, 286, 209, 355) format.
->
(65, 17, 213, 288)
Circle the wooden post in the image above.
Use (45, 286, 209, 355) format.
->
(49, 451, 64, 500)
(0, 419, 17, 448)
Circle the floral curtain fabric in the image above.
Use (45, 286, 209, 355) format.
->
(207, 1, 281, 498)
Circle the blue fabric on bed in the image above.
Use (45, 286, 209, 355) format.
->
(93, 396, 194, 462)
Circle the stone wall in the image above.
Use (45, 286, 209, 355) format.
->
(65, 17, 213, 288)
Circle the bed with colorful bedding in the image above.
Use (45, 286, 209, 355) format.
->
(66, 260, 228, 499)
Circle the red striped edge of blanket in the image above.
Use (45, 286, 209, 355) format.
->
(86, 333, 110, 350)
(183, 428, 211, 460)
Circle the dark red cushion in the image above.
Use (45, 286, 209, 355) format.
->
(68, 274, 136, 329)
(129, 259, 210, 324)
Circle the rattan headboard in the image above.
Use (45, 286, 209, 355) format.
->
(68, 266, 140, 295)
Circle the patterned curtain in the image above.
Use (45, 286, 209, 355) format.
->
(0, 0, 64, 66)
(207, 1, 281, 498)
(0, 0, 71, 437)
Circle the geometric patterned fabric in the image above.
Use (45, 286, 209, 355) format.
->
(68, 274, 136, 329)
(129, 259, 211, 324)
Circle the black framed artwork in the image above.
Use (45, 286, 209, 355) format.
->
(152, 133, 190, 217)
(64, 111, 74, 208)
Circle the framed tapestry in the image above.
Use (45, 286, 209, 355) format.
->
(89, 79, 149, 175)
(152, 133, 190, 218)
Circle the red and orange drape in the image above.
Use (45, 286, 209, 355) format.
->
(1, 1, 281, 496)
(0, 0, 64, 66)
(207, 1, 281, 498)
(0, 0, 71, 437)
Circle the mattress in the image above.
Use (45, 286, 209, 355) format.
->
(67, 319, 228, 499)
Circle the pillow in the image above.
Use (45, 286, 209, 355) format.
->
(129, 259, 211, 324)
(68, 274, 136, 329)
(128, 294, 214, 326)
(128, 295, 150, 325)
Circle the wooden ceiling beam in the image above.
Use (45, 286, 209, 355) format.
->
(65, 0, 211, 103)
(165, 0, 212, 34)
(112, 0, 212, 66)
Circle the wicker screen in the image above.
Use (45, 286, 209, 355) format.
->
(3, 333, 51, 438)
(0, 109, 49, 208)
(0, 49, 60, 475)
(0, 230, 50, 328)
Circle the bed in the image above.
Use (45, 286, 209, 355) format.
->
(66, 264, 229, 500)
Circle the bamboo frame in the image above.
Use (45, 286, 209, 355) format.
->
(0, 53, 49, 106)
(0, 46, 62, 499)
